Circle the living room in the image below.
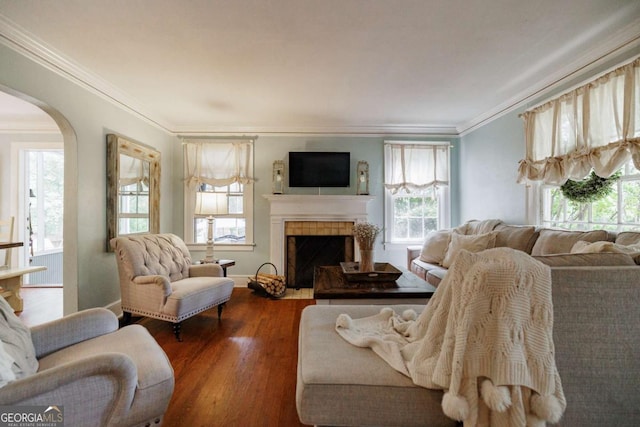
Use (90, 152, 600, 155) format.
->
(0, 1, 639, 426)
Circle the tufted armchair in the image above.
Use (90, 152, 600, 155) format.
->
(110, 233, 234, 341)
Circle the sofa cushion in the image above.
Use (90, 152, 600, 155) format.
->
(0, 297, 38, 387)
(534, 252, 637, 267)
(441, 231, 497, 268)
(494, 224, 538, 253)
(297, 305, 456, 427)
(419, 229, 451, 264)
(571, 240, 640, 264)
(616, 231, 640, 246)
(454, 219, 503, 235)
(426, 268, 447, 287)
(531, 228, 609, 256)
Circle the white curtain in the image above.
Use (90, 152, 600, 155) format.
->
(384, 142, 449, 194)
(183, 139, 255, 191)
(517, 57, 640, 185)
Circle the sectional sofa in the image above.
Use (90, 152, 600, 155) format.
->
(296, 220, 640, 426)
(408, 219, 640, 287)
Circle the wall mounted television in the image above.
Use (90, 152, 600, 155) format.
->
(289, 152, 350, 187)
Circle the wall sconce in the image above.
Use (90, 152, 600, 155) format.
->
(272, 160, 285, 194)
(356, 161, 369, 195)
(195, 191, 228, 263)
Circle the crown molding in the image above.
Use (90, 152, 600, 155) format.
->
(457, 17, 640, 136)
(0, 14, 173, 134)
(171, 123, 460, 137)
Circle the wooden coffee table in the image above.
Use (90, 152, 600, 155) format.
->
(313, 265, 436, 305)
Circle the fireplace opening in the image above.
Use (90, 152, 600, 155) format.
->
(287, 235, 353, 288)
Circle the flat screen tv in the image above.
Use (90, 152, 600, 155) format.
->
(289, 152, 350, 187)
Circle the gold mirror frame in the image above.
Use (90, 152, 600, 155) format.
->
(106, 134, 160, 250)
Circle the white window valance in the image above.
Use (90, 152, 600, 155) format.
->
(183, 139, 255, 190)
(384, 142, 449, 194)
(517, 57, 640, 185)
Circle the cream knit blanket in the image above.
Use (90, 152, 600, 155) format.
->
(336, 247, 566, 426)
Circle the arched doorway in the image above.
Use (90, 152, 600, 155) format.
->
(0, 87, 78, 318)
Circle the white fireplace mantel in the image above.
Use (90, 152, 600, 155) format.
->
(263, 194, 375, 273)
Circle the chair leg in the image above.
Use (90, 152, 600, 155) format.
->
(122, 311, 132, 325)
(173, 322, 183, 342)
(217, 303, 225, 319)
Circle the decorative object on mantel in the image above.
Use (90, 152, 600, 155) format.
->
(560, 170, 621, 203)
(353, 221, 381, 272)
(356, 161, 369, 195)
(272, 160, 285, 194)
(195, 191, 228, 263)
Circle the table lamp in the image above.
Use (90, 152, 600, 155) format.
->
(195, 191, 228, 263)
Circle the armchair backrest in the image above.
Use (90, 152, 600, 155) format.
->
(111, 233, 192, 282)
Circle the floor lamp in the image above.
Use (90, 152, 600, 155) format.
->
(195, 191, 228, 263)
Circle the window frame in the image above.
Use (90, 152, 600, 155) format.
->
(383, 141, 451, 246)
(528, 162, 640, 231)
(183, 139, 255, 252)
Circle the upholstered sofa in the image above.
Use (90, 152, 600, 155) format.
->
(407, 219, 640, 287)
(297, 220, 640, 426)
(0, 298, 174, 426)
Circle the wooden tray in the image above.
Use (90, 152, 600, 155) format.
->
(340, 262, 403, 282)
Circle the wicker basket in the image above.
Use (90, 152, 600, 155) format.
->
(247, 262, 287, 298)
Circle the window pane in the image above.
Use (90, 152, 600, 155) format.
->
(622, 180, 640, 223)
(392, 194, 438, 241)
(119, 218, 149, 234)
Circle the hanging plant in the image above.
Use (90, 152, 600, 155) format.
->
(560, 171, 621, 203)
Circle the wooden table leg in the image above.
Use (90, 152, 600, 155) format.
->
(0, 275, 24, 312)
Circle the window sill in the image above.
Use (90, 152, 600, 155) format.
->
(187, 243, 256, 253)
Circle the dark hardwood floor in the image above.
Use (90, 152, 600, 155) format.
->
(17, 287, 316, 426)
(139, 288, 315, 427)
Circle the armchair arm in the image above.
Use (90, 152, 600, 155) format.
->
(0, 353, 137, 426)
(31, 308, 119, 359)
(132, 274, 172, 296)
(189, 263, 223, 277)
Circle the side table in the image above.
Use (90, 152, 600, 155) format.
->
(217, 259, 235, 277)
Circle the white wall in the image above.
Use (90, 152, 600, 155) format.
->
(0, 44, 179, 312)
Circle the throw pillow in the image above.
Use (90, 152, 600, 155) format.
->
(442, 231, 497, 268)
(0, 297, 38, 386)
(531, 228, 609, 256)
(419, 229, 452, 265)
(494, 224, 538, 253)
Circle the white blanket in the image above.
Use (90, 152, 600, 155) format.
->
(336, 247, 566, 426)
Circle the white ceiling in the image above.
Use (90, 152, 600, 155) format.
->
(1, 0, 639, 135)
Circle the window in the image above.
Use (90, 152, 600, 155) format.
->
(384, 142, 450, 243)
(183, 139, 255, 249)
(539, 159, 640, 231)
(193, 183, 246, 243)
(118, 154, 150, 235)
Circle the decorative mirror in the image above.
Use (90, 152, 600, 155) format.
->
(107, 134, 160, 250)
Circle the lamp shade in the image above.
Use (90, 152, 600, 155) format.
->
(195, 192, 228, 216)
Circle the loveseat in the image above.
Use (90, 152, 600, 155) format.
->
(408, 219, 640, 287)
(296, 220, 640, 426)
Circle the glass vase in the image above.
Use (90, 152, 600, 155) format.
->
(359, 249, 375, 272)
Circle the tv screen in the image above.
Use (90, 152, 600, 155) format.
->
(289, 152, 350, 187)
